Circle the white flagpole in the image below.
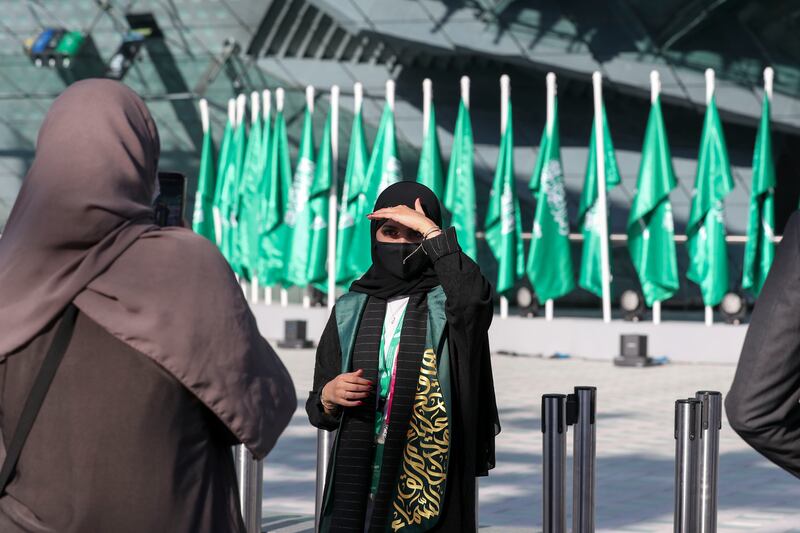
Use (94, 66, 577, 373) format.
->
(703, 68, 715, 327)
(198, 96, 210, 229)
(248, 91, 261, 305)
(328, 86, 339, 311)
(764, 66, 774, 100)
(499, 74, 510, 320)
(649, 71, 663, 325)
(261, 90, 272, 305)
(302, 86, 315, 309)
(199, 97, 210, 135)
(235, 94, 247, 289)
(592, 72, 612, 323)
(276, 87, 289, 308)
(386, 79, 395, 111)
(422, 78, 432, 137)
(544, 72, 556, 322)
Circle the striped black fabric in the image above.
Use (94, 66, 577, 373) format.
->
(329, 294, 428, 532)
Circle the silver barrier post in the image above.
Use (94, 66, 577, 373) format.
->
(315, 429, 335, 530)
(542, 394, 567, 533)
(674, 399, 702, 533)
(234, 444, 263, 533)
(696, 391, 721, 533)
(570, 387, 597, 533)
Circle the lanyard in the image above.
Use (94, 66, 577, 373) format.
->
(377, 305, 406, 398)
(370, 306, 406, 497)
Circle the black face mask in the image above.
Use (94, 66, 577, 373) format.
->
(373, 241, 430, 281)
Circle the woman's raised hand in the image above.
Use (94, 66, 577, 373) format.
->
(321, 369, 373, 412)
(367, 198, 441, 238)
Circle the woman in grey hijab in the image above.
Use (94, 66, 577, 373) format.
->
(0, 79, 296, 532)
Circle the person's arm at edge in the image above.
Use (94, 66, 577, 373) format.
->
(726, 211, 800, 478)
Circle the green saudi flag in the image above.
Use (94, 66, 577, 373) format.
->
(254, 103, 272, 283)
(307, 112, 332, 289)
(347, 103, 402, 280)
(235, 108, 265, 281)
(577, 104, 621, 298)
(527, 98, 575, 301)
(192, 120, 217, 242)
(627, 97, 679, 307)
(283, 106, 316, 287)
(485, 100, 524, 295)
(212, 113, 233, 248)
(417, 104, 444, 198)
(259, 105, 292, 286)
(742, 94, 775, 296)
(220, 113, 246, 273)
(687, 96, 735, 306)
(335, 108, 369, 285)
(443, 100, 477, 260)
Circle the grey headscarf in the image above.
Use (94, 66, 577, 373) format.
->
(0, 79, 295, 459)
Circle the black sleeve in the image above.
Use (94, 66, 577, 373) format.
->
(421, 226, 495, 328)
(726, 211, 800, 479)
(306, 309, 344, 431)
(423, 227, 499, 476)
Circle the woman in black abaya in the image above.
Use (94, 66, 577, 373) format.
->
(307, 181, 500, 533)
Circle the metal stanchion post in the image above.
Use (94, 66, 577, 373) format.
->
(570, 387, 597, 533)
(696, 391, 721, 533)
(542, 394, 567, 533)
(315, 429, 335, 530)
(234, 444, 263, 533)
(674, 399, 702, 533)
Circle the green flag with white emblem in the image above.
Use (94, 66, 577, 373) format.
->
(417, 104, 444, 198)
(527, 98, 575, 301)
(443, 100, 477, 260)
(577, 104, 621, 298)
(307, 111, 332, 289)
(259, 105, 291, 286)
(192, 121, 217, 242)
(220, 114, 246, 273)
(235, 109, 264, 281)
(212, 114, 233, 249)
(335, 109, 370, 286)
(347, 104, 401, 280)
(686, 96, 734, 307)
(485, 100, 524, 295)
(742, 94, 776, 297)
(627, 97, 679, 307)
(283, 106, 316, 288)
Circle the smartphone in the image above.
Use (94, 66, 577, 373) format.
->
(154, 171, 187, 227)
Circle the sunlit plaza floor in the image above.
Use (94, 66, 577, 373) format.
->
(260, 346, 800, 532)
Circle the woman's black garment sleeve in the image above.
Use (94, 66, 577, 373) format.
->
(422, 227, 500, 478)
(726, 211, 800, 479)
(306, 309, 344, 431)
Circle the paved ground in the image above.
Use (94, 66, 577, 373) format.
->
(260, 347, 800, 532)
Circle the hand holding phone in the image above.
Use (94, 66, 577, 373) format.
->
(154, 171, 187, 227)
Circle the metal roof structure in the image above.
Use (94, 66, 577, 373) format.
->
(2, 0, 800, 306)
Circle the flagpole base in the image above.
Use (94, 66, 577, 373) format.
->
(545, 299, 554, 321)
(653, 301, 662, 325)
(500, 296, 508, 319)
(705, 306, 713, 327)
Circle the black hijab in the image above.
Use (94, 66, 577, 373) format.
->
(350, 181, 442, 299)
